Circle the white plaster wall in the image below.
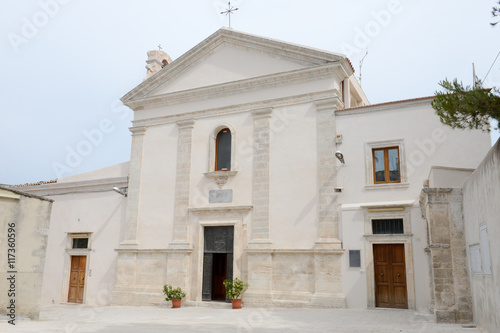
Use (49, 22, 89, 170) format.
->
(409, 207, 431, 311)
(463, 140, 500, 332)
(190, 113, 253, 207)
(335, 102, 490, 205)
(158, 45, 306, 95)
(428, 166, 474, 188)
(269, 103, 318, 249)
(340, 209, 367, 308)
(136, 124, 177, 248)
(40, 191, 126, 306)
(337, 101, 490, 310)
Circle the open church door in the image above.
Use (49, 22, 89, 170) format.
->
(202, 226, 234, 301)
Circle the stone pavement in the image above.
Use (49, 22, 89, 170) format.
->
(0, 304, 487, 333)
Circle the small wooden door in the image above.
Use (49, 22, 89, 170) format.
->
(68, 256, 86, 303)
(373, 244, 408, 309)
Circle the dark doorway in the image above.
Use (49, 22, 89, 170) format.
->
(373, 243, 408, 309)
(212, 253, 227, 300)
(202, 226, 234, 302)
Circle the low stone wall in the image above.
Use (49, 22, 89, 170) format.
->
(462, 140, 500, 333)
(0, 187, 52, 321)
(420, 188, 472, 323)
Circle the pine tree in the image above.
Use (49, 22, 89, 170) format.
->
(431, 79, 500, 132)
(431, 2, 500, 132)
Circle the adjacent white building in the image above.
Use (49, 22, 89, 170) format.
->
(18, 28, 491, 313)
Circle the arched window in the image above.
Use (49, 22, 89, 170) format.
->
(215, 128, 231, 171)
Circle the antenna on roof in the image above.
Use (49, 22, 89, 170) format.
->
(358, 50, 368, 87)
(472, 62, 477, 87)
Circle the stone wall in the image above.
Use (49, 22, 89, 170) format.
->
(0, 187, 52, 321)
(420, 188, 472, 323)
(462, 140, 500, 332)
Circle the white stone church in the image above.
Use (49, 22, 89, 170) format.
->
(18, 28, 491, 312)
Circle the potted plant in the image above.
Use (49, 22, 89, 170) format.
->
(162, 285, 186, 308)
(223, 278, 249, 309)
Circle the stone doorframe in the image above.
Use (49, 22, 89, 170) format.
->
(361, 204, 416, 310)
(188, 206, 251, 302)
(62, 250, 90, 304)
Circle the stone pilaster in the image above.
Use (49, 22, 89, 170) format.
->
(169, 119, 195, 249)
(311, 250, 346, 307)
(420, 188, 473, 323)
(249, 108, 273, 247)
(315, 98, 342, 249)
(245, 108, 273, 304)
(119, 126, 146, 249)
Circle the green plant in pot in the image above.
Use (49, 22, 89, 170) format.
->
(223, 278, 249, 309)
(163, 285, 186, 308)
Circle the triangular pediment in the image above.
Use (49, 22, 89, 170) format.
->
(122, 28, 353, 104)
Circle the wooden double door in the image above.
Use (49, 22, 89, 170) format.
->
(202, 226, 234, 301)
(68, 255, 86, 303)
(373, 244, 408, 309)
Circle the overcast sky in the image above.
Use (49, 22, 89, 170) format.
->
(1, 0, 499, 185)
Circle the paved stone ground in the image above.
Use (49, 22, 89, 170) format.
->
(0, 304, 487, 333)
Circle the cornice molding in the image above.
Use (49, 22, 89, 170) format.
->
(314, 96, 344, 111)
(188, 205, 252, 214)
(336, 97, 434, 116)
(131, 89, 339, 129)
(251, 107, 273, 118)
(124, 63, 343, 110)
(176, 119, 195, 128)
(121, 28, 352, 104)
(17, 176, 129, 196)
(129, 126, 146, 135)
(244, 248, 345, 254)
(0, 185, 53, 202)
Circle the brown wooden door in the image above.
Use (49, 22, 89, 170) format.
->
(373, 244, 408, 309)
(68, 256, 86, 303)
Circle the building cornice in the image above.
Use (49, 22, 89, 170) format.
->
(337, 96, 434, 116)
(188, 205, 253, 214)
(15, 176, 129, 197)
(131, 89, 340, 128)
(0, 185, 53, 202)
(124, 63, 345, 111)
(244, 248, 345, 254)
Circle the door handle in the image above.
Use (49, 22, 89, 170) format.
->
(397, 273, 400, 277)
(381, 272, 384, 276)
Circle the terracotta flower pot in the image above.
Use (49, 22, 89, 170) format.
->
(171, 299, 182, 308)
(231, 299, 242, 309)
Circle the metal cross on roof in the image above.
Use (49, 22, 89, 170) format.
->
(220, 1, 238, 28)
(158, 44, 162, 51)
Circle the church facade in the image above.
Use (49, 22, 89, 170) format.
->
(19, 28, 491, 312)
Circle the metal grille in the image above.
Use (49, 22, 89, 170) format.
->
(372, 219, 404, 234)
(72, 238, 88, 249)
